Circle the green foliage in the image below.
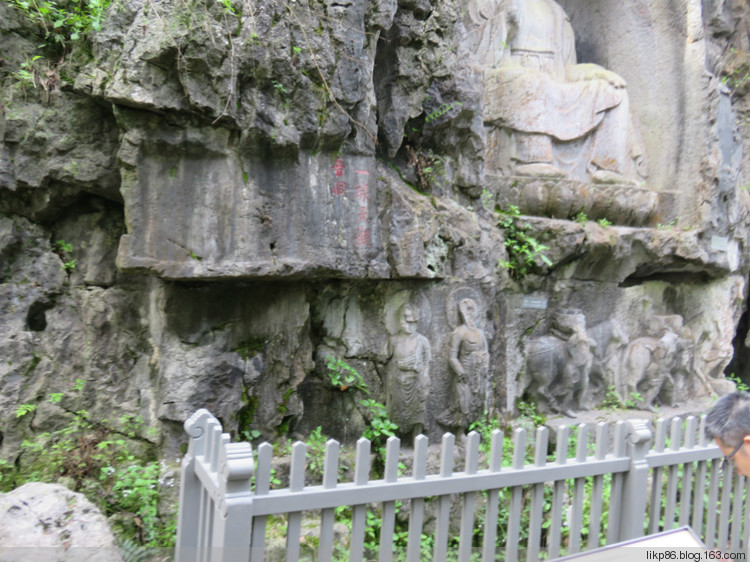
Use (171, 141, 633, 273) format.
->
(497, 205, 553, 278)
(600, 386, 644, 410)
(728, 373, 750, 393)
(424, 101, 463, 124)
(573, 211, 588, 224)
(53, 239, 76, 272)
(326, 356, 364, 391)
(656, 217, 678, 230)
(358, 398, 398, 448)
(235, 336, 267, 361)
(324, 357, 397, 459)
(597, 217, 612, 227)
(9, 0, 111, 53)
(12, 55, 44, 87)
(7, 385, 175, 548)
(517, 399, 547, 426)
(480, 189, 496, 212)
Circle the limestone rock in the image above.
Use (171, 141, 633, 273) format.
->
(0, 482, 122, 561)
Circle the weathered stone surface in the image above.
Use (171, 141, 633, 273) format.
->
(1, 0, 750, 457)
(0, 482, 122, 561)
(485, 175, 659, 226)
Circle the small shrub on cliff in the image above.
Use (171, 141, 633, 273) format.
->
(7, 382, 175, 548)
(9, 0, 110, 53)
(497, 205, 553, 278)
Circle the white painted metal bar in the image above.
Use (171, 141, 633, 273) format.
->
(249, 442, 272, 562)
(548, 425, 569, 559)
(587, 423, 608, 550)
(505, 427, 527, 562)
(526, 427, 549, 562)
(210, 440, 254, 562)
(433, 433, 456, 562)
(730, 473, 745, 551)
(379, 436, 401, 562)
(178, 410, 744, 562)
(606, 422, 627, 544)
(285, 441, 306, 562)
(678, 417, 697, 526)
(649, 419, 667, 534)
(568, 424, 589, 554)
(481, 429, 504, 562)
(350, 438, 371, 562)
(458, 432, 480, 562)
(406, 435, 428, 562)
(663, 418, 682, 530)
(246, 456, 632, 515)
(718, 463, 733, 549)
(705, 459, 722, 548)
(318, 439, 340, 562)
(692, 419, 710, 537)
(176, 409, 213, 562)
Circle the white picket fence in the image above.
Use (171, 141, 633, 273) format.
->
(174, 409, 748, 561)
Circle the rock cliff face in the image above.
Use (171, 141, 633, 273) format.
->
(1, 0, 750, 455)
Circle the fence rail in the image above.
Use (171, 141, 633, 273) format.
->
(175, 409, 746, 562)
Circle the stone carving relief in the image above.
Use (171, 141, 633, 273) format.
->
(384, 295, 432, 439)
(587, 318, 629, 399)
(619, 315, 684, 411)
(470, 0, 646, 184)
(438, 288, 490, 429)
(524, 309, 596, 417)
(522, 308, 721, 415)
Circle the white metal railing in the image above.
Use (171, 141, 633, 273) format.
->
(175, 409, 745, 562)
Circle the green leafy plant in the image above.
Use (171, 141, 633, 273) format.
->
(13, 55, 44, 88)
(600, 386, 644, 410)
(15, 403, 37, 418)
(573, 211, 588, 224)
(326, 356, 364, 391)
(324, 357, 397, 464)
(728, 373, 750, 393)
(600, 386, 623, 409)
(480, 189, 496, 212)
(53, 239, 76, 272)
(7, 384, 175, 548)
(9, 0, 111, 53)
(517, 399, 547, 426)
(497, 205, 553, 278)
(597, 217, 612, 227)
(424, 101, 463, 124)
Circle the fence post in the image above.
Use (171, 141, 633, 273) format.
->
(210, 440, 254, 562)
(618, 419, 653, 542)
(175, 409, 214, 562)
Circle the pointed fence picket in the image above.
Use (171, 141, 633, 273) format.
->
(175, 409, 746, 562)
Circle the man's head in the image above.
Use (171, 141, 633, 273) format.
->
(706, 392, 750, 476)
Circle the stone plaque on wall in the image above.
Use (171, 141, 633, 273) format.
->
(117, 144, 388, 279)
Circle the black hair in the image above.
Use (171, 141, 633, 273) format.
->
(705, 392, 750, 447)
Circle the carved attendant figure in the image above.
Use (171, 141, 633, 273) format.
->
(386, 304, 432, 439)
(474, 0, 646, 183)
(449, 298, 490, 424)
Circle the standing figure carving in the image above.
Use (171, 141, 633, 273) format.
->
(525, 309, 596, 417)
(447, 297, 490, 427)
(386, 303, 432, 439)
(470, 0, 646, 183)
